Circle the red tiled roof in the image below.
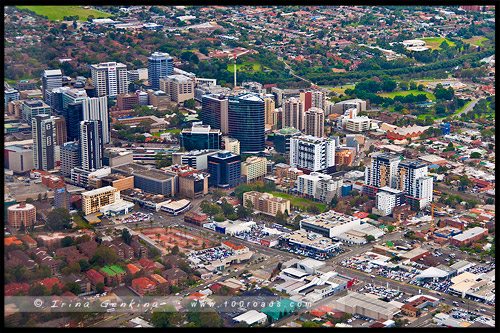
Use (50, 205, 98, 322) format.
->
(86, 269, 104, 280)
(5, 283, 30, 296)
(132, 277, 156, 289)
(35, 277, 63, 290)
(222, 241, 245, 250)
(127, 263, 140, 275)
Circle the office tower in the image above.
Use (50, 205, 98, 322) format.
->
(54, 186, 72, 210)
(117, 93, 138, 110)
(304, 107, 325, 137)
(264, 97, 276, 127)
(147, 52, 174, 90)
(82, 96, 109, 143)
(289, 135, 336, 174)
(283, 97, 305, 131)
(228, 93, 265, 153)
(397, 159, 433, 209)
(22, 100, 51, 125)
(159, 75, 194, 103)
(364, 152, 401, 189)
(62, 88, 88, 110)
(90, 62, 128, 97)
(48, 86, 69, 114)
(63, 102, 84, 141)
(42, 69, 62, 103)
(273, 127, 301, 156)
(207, 150, 241, 188)
(200, 94, 228, 134)
(4, 88, 20, 108)
(180, 123, 222, 151)
(80, 120, 103, 171)
(60, 141, 80, 176)
(33, 115, 57, 171)
(300, 90, 326, 112)
(53, 116, 67, 146)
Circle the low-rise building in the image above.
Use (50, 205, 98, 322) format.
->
(243, 191, 290, 217)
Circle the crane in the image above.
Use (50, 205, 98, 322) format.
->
(429, 202, 454, 233)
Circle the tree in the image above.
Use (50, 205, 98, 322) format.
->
(122, 228, 132, 245)
(330, 195, 339, 208)
(95, 282, 105, 294)
(171, 245, 180, 255)
(212, 189, 225, 201)
(64, 281, 81, 295)
(151, 305, 185, 327)
(470, 152, 481, 159)
(29, 284, 48, 296)
(47, 207, 72, 231)
(221, 199, 235, 217)
(365, 235, 376, 242)
(61, 236, 73, 247)
(91, 245, 119, 266)
(183, 98, 196, 109)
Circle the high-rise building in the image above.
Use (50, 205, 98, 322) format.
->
(22, 100, 51, 125)
(241, 156, 267, 184)
(243, 191, 290, 217)
(228, 93, 265, 153)
(180, 123, 222, 151)
(63, 102, 84, 141)
(283, 97, 305, 131)
(200, 94, 229, 134)
(32, 115, 57, 171)
(160, 75, 194, 103)
(147, 52, 174, 90)
(264, 97, 276, 127)
(54, 187, 72, 210)
(53, 116, 68, 146)
(42, 69, 62, 103)
(62, 88, 88, 110)
(290, 135, 336, 174)
(82, 96, 109, 143)
(80, 120, 103, 171)
(90, 62, 128, 97)
(304, 107, 325, 137)
(296, 172, 343, 203)
(397, 159, 433, 209)
(273, 127, 301, 156)
(300, 90, 326, 112)
(364, 152, 401, 190)
(207, 150, 241, 189)
(60, 141, 80, 176)
(81, 186, 119, 215)
(4, 88, 20, 108)
(7, 203, 36, 230)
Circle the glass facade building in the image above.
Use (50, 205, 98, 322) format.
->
(228, 93, 265, 153)
(148, 52, 174, 90)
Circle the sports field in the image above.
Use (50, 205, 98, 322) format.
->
(227, 61, 263, 73)
(268, 192, 326, 212)
(420, 37, 456, 50)
(17, 6, 112, 21)
(378, 89, 435, 101)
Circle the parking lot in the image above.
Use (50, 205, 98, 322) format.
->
(109, 211, 151, 225)
(339, 256, 420, 283)
(358, 283, 405, 301)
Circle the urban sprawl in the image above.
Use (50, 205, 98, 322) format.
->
(3, 4, 496, 329)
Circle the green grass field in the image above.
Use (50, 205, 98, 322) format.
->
(420, 37, 456, 50)
(16, 6, 112, 21)
(378, 90, 435, 101)
(268, 192, 326, 212)
(227, 61, 263, 73)
(152, 129, 182, 137)
(464, 36, 489, 47)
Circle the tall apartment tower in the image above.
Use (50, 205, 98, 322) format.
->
(63, 102, 84, 141)
(304, 107, 325, 137)
(42, 69, 62, 103)
(264, 97, 276, 127)
(147, 52, 174, 90)
(200, 94, 229, 134)
(33, 115, 57, 171)
(364, 152, 401, 189)
(397, 159, 433, 209)
(90, 62, 128, 97)
(53, 116, 68, 146)
(228, 93, 265, 153)
(300, 90, 326, 111)
(289, 135, 336, 174)
(82, 96, 109, 144)
(60, 141, 80, 176)
(283, 97, 305, 131)
(80, 120, 103, 171)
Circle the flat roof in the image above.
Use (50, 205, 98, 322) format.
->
(82, 186, 117, 197)
(112, 163, 175, 181)
(336, 292, 399, 316)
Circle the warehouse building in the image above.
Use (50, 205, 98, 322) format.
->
(333, 292, 400, 320)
